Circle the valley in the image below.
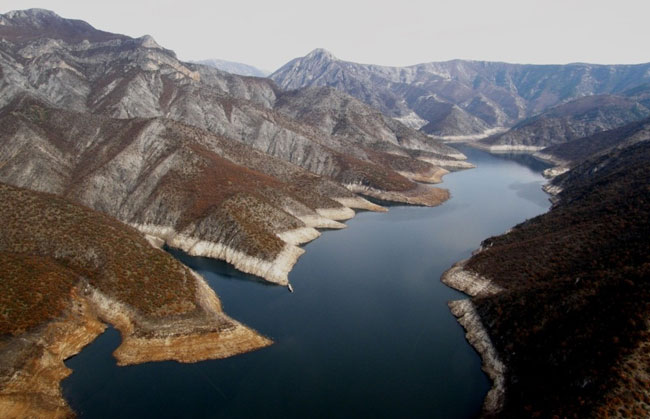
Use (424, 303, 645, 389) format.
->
(60, 146, 551, 418)
(0, 7, 648, 418)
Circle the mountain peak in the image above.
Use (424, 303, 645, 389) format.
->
(1, 8, 62, 26)
(0, 8, 126, 43)
(4, 8, 60, 20)
(306, 48, 337, 61)
(137, 34, 162, 49)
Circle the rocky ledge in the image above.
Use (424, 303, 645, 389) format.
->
(133, 195, 386, 286)
(469, 143, 545, 153)
(448, 300, 506, 414)
(441, 257, 505, 414)
(0, 277, 271, 418)
(398, 167, 450, 184)
(346, 184, 450, 207)
(87, 274, 272, 366)
(0, 183, 272, 417)
(441, 258, 503, 298)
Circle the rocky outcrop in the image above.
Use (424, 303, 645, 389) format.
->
(442, 258, 505, 414)
(346, 183, 450, 207)
(87, 277, 272, 365)
(414, 155, 475, 171)
(0, 288, 105, 419)
(471, 143, 544, 153)
(332, 196, 387, 213)
(132, 224, 306, 285)
(441, 259, 502, 298)
(398, 167, 449, 184)
(448, 300, 505, 414)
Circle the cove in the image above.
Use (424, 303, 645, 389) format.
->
(62, 146, 551, 418)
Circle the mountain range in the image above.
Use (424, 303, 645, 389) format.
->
(271, 48, 650, 139)
(1, 7, 649, 419)
(0, 8, 464, 285)
(477, 94, 650, 151)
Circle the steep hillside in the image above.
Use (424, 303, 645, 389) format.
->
(274, 86, 473, 174)
(271, 49, 650, 137)
(0, 9, 461, 202)
(0, 183, 271, 417)
(534, 117, 650, 168)
(477, 95, 649, 151)
(443, 139, 650, 417)
(0, 95, 393, 285)
(0, 9, 466, 284)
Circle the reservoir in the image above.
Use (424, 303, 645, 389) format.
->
(62, 146, 551, 418)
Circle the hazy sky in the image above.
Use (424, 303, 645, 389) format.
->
(2, 0, 649, 71)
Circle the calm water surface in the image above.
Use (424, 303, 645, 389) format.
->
(62, 146, 550, 418)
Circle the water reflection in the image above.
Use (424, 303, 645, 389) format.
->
(167, 246, 275, 286)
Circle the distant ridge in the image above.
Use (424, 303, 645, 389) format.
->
(194, 58, 269, 77)
(271, 49, 650, 137)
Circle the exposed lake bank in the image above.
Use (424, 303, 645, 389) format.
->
(62, 146, 551, 418)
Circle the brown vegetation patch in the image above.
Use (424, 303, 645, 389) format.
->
(0, 253, 77, 336)
(334, 153, 415, 191)
(462, 141, 650, 417)
(0, 183, 198, 319)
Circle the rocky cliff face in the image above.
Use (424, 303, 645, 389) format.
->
(0, 9, 463, 284)
(271, 49, 650, 137)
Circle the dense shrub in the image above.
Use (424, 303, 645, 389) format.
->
(465, 141, 650, 416)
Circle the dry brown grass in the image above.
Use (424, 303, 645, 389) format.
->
(0, 182, 200, 334)
(0, 253, 77, 335)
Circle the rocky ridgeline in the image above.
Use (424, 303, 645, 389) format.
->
(194, 58, 269, 78)
(477, 94, 650, 151)
(271, 48, 650, 138)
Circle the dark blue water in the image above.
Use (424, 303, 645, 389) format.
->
(62, 146, 550, 418)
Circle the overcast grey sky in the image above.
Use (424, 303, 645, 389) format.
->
(2, 0, 649, 71)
